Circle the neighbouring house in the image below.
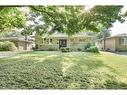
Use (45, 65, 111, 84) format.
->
(96, 34, 127, 52)
(35, 32, 93, 51)
(0, 37, 35, 51)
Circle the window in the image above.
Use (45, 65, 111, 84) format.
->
(121, 38, 127, 45)
(43, 38, 52, 44)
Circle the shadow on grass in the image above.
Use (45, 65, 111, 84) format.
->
(0, 52, 127, 89)
(104, 79, 127, 89)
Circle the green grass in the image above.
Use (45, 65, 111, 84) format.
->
(0, 51, 127, 89)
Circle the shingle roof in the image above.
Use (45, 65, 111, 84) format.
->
(0, 37, 34, 43)
(98, 34, 127, 41)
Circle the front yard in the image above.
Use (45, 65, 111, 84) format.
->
(0, 51, 127, 89)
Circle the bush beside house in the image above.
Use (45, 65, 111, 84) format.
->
(0, 41, 17, 51)
(84, 43, 99, 53)
(60, 47, 73, 52)
(86, 46, 99, 53)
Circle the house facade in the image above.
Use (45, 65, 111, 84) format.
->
(96, 34, 127, 52)
(35, 32, 93, 51)
(0, 37, 34, 51)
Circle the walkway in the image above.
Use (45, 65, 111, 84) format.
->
(0, 51, 32, 58)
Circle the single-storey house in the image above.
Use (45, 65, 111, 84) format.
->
(96, 34, 127, 52)
(35, 32, 93, 51)
(0, 37, 34, 51)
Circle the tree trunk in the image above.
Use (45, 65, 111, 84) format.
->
(103, 32, 106, 51)
(24, 35, 27, 50)
(103, 37, 106, 51)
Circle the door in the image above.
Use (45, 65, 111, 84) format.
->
(59, 39, 67, 48)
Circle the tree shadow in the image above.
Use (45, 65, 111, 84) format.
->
(1, 52, 127, 89)
(104, 79, 127, 89)
(61, 54, 127, 89)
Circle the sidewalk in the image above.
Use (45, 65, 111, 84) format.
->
(0, 51, 32, 58)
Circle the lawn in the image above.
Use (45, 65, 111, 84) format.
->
(0, 51, 127, 89)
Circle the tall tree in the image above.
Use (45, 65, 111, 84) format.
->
(30, 5, 125, 35)
(96, 28, 111, 50)
(21, 26, 33, 50)
(96, 29, 111, 39)
(0, 7, 26, 32)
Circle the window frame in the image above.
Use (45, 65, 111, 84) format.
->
(43, 38, 52, 45)
(121, 38, 127, 45)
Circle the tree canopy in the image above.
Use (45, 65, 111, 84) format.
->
(0, 7, 26, 32)
(0, 6, 126, 36)
(30, 5, 125, 35)
(96, 28, 111, 39)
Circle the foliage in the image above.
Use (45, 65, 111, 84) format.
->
(30, 5, 125, 35)
(60, 47, 72, 52)
(77, 48, 82, 51)
(0, 7, 26, 32)
(0, 31, 23, 37)
(0, 51, 127, 89)
(96, 28, 111, 39)
(0, 41, 17, 51)
(125, 11, 127, 16)
(21, 26, 33, 36)
(84, 43, 92, 50)
(86, 46, 99, 53)
(89, 6, 125, 28)
(21, 25, 33, 50)
(26, 11, 47, 36)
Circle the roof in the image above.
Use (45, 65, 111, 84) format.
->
(0, 37, 34, 43)
(98, 34, 127, 41)
(41, 32, 93, 38)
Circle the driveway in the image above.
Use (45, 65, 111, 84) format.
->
(113, 52, 127, 57)
(0, 51, 31, 58)
(0, 51, 19, 58)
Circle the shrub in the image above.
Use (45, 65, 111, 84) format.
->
(84, 43, 92, 50)
(86, 46, 99, 53)
(77, 48, 82, 51)
(0, 41, 17, 51)
(60, 47, 72, 52)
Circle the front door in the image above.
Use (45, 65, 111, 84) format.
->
(59, 39, 67, 48)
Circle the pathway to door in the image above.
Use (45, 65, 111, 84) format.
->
(114, 52, 127, 57)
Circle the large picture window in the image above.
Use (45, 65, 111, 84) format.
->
(121, 38, 127, 45)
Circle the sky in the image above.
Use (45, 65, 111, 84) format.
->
(110, 6, 127, 36)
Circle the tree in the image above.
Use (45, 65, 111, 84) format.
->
(0, 7, 26, 32)
(30, 5, 125, 35)
(96, 29, 111, 39)
(96, 28, 111, 50)
(0, 30, 23, 37)
(27, 11, 47, 35)
(21, 26, 33, 50)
